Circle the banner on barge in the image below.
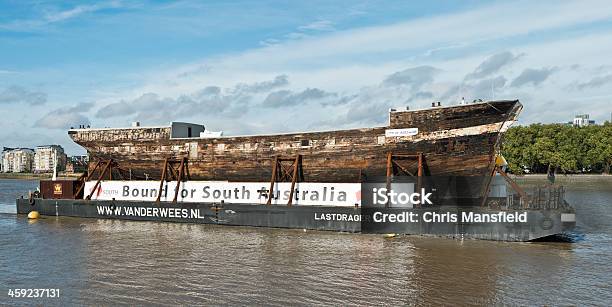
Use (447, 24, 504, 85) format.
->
(84, 181, 362, 206)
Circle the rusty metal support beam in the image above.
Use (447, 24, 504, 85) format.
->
(392, 160, 414, 177)
(76, 160, 101, 199)
(185, 161, 191, 180)
(480, 165, 529, 208)
(156, 158, 169, 203)
(479, 163, 499, 207)
(266, 155, 303, 206)
(73, 172, 89, 199)
(172, 157, 186, 203)
(267, 156, 279, 205)
(86, 159, 112, 200)
(417, 153, 423, 176)
(87, 160, 102, 181)
(497, 166, 529, 207)
(287, 155, 302, 207)
(116, 168, 125, 180)
(385, 152, 426, 208)
(167, 162, 178, 181)
(392, 154, 420, 158)
(76, 172, 87, 181)
(385, 152, 393, 208)
(417, 152, 423, 200)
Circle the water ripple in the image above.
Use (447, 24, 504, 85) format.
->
(1, 179, 611, 305)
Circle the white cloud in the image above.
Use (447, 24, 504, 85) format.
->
(88, 0, 612, 133)
(44, 2, 120, 23)
(382, 66, 440, 90)
(576, 74, 612, 90)
(262, 88, 336, 108)
(0, 86, 47, 105)
(510, 67, 557, 87)
(0, 1, 124, 31)
(35, 102, 93, 129)
(8, 0, 612, 147)
(132, 1, 612, 92)
(465, 52, 523, 80)
(298, 20, 335, 32)
(191, 0, 612, 73)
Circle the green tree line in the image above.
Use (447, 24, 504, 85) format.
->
(501, 122, 612, 174)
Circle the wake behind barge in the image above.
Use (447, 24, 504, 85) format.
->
(16, 100, 576, 241)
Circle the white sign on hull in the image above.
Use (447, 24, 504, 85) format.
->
(385, 128, 418, 137)
(84, 181, 361, 207)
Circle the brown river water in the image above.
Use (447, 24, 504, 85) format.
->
(0, 178, 611, 306)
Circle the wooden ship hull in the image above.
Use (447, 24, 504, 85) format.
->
(69, 100, 523, 182)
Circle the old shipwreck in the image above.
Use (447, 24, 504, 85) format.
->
(17, 99, 576, 241)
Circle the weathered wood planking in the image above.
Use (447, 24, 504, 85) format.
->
(69, 100, 522, 182)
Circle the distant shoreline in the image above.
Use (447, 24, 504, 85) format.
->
(0, 173, 83, 180)
(1, 172, 610, 181)
(511, 173, 612, 183)
(514, 173, 612, 177)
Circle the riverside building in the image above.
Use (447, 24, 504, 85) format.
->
(570, 114, 596, 127)
(1, 148, 35, 173)
(33, 145, 67, 173)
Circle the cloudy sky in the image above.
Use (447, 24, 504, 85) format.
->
(1, 0, 612, 154)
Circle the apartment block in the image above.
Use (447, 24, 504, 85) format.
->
(33, 145, 67, 173)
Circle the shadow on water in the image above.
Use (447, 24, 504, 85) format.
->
(530, 231, 586, 243)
